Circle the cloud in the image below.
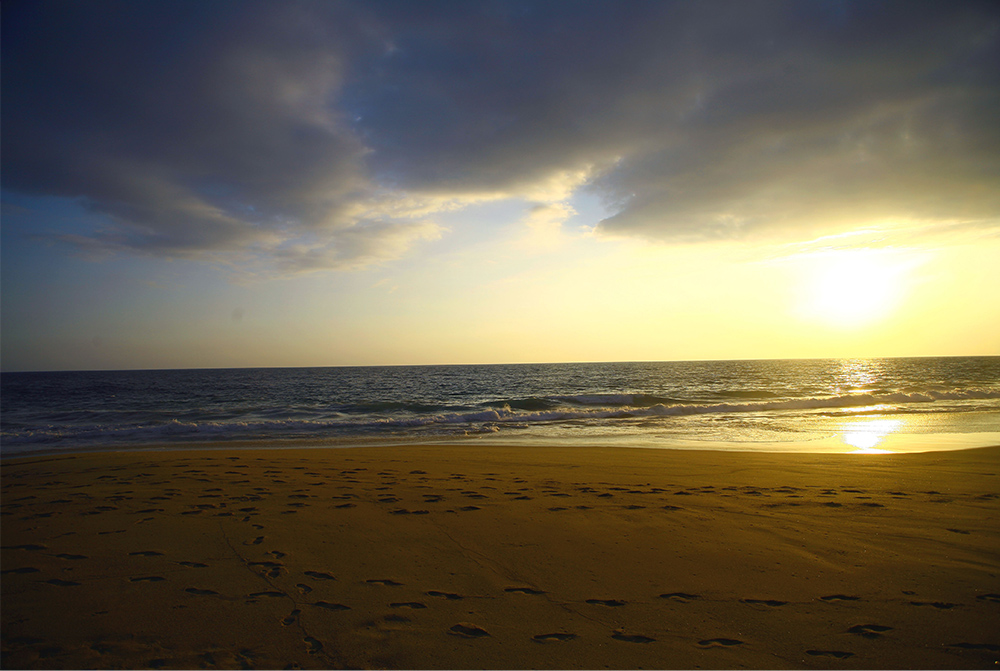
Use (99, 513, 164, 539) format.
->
(2, 0, 425, 272)
(515, 202, 576, 251)
(3, 0, 998, 272)
(346, 0, 1000, 240)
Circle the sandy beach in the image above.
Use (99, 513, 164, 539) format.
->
(2, 444, 998, 669)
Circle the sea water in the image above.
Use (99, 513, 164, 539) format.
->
(2, 357, 999, 456)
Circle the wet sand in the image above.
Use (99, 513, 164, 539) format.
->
(2, 444, 999, 669)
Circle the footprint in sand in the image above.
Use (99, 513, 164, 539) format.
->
(587, 599, 626, 607)
(312, 601, 350, 611)
(243, 536, 265, 546)
(910, 601, 960, 609)
(185, 588, 219, 596)
(976, 593, 1000, 603)
(949, 643, 1000, 652)
(807, 649, 855, 659)
(366, 578, 403, 586)
(848, 624, 893, 639)
(296, 583, 313, 595)
(427, 590, 463, 600)
(249, 561, 285, 579)
(130, 576, 166, 582)
(45, 578, 81, 586)
(55, 553, 88, 560)
(281, 609, 301, 626)
(449, 623, 490, 638)
(698, 638, 743, 647)
(742, 599, 788, 607)
(303, 571, 335, 581)
(660, 592, 701, 602)
(505, 587, 546, 595)
(304, 637, 324, 654)
(248, 591, 286, 599)
(533, 633, 578, 643)
(820, 594, 860, 602)
(612, 632, 656, 643)
(178, 561, 208, 568)
(129, 551, 165, 557)
(390, 602, 427, 609)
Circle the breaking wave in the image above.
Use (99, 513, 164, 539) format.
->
(3, 357, 998, 454)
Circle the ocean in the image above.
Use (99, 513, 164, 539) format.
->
(2, 357, 999, 457)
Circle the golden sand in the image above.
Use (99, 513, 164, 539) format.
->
(2, 444, 999, 669)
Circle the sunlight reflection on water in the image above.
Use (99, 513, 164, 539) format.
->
(842, 418, 903, 453)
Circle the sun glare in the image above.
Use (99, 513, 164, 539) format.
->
(842, 418, 903, 453)
(799, 250, 909, 329)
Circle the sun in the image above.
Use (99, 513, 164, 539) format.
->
(798, 249, 909, 329)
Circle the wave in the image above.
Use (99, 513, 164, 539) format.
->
(3, 387, 998, 453)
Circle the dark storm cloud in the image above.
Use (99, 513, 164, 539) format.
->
(3, 1, 998, 271)
(353, 0, 1000, 239)
(2, 0, 396, 268)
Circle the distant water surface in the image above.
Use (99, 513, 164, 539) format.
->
(2, 357, 999, 456)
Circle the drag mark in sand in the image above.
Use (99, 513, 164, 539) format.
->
(214, 518, 339, 667)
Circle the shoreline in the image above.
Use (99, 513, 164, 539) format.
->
(4, 426, 1000, 461)
(3, 443, 999, 668)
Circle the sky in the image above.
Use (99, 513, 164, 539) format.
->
(2, 0, 999, 372)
